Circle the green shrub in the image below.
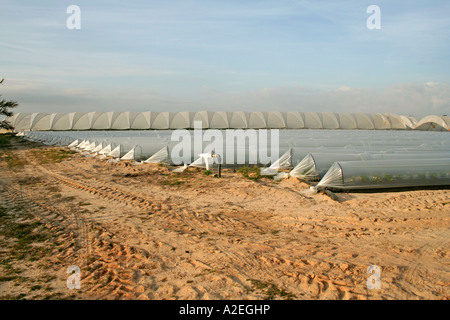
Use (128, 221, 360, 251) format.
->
(237, 166, 250, 178)
(238, 165, 261, 181)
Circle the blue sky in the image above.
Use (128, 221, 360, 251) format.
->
(1, 0, 449, 117)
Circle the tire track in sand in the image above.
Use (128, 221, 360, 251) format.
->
(399, 232, 450, 299)
(39, 166, 158, 213)
(0, 179, 89, 259)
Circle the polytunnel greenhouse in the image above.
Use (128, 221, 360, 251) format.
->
(7, 111, 449, 131)
(12, 110, 450, 192)
(290, 151, 450, 181)
(315, 159, 450, 191)
(24, 128, 448, 165)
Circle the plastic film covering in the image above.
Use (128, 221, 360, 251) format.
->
(107, 145, 125, 158)
(415, 115, 449, 131)
(121, 146, 143, 161)
(317, 159, 450, 191)
(68, 139, 79, 148)
(8, 111, 450, 131)
(98, 143, 116, 155)
(189, 156, 215, 169)
(261, 149, 292, 175)
(290, 152, 450, 181)
(19, 129, 449, 169)
(144, 147, 170, 164)
(91, 142, 108, 153)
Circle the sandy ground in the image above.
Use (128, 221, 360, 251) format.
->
(0, 136, 449, 300)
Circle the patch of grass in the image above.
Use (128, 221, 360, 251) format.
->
(2, 152, 29, 168)
(203, 169, 212, 176)
(0, 134, 41, 150)
(172, 170, 195, 179)
(31, 148, 75, 164)
(0, 134, 13, 147)
(238, 166, 250, 177)
(161, 179, 185, 186)
(0, 203, 78, 299)
(0, 260, 23, 277)
(4, 220, 40, 239)
(246, 279, 296, 300)
(0, 206, 54, 263)
(238, 165, 262, 181)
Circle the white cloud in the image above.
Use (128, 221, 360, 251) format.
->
(194, 82, 450, 117)
(4, 81, 449, 117)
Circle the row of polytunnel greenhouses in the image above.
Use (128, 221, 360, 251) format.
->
(18, 127, 450, 192)
(7, 111, 450, 131)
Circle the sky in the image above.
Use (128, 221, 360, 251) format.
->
(1, 0, 450, 118)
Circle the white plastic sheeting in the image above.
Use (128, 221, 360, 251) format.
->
(290, 153, 372, 181)
(98, 143, 116, 155)
(21, 129, 450, 163)
(316, 159, 450, 191)
(121, 146, 143, 160)
(290, 152, 450, 181)
(189, 156, 215, 169)
(7, 111, 449, 131)
(144, 147, 170, 164)
(261, 149, 293, 175)
(20, 128, 450, 193)
(415, 115, 450, 131)
(91, 142, 108, 153)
